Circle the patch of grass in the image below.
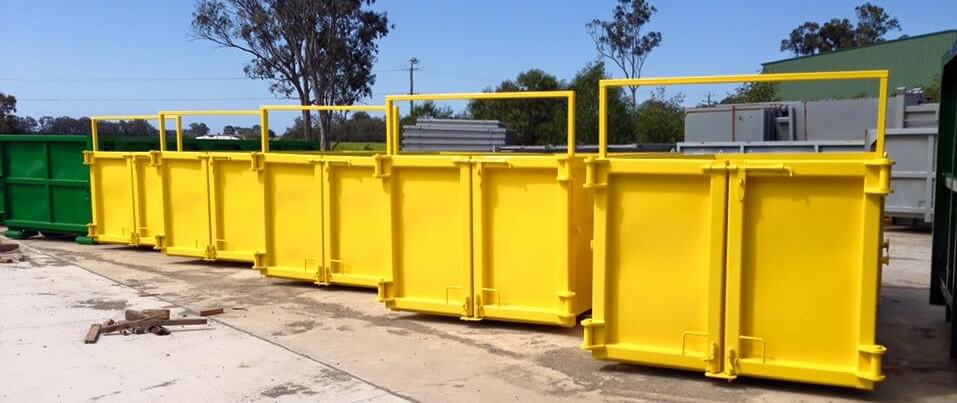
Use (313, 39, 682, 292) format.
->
(332, 142, 386, 151)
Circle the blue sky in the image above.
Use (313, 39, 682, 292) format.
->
(2, 0, 955, 132)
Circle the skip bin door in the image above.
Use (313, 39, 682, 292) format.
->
(586, 158, 727, 374)
(207, 153, 264, 263)
(322, 157, 391, 288)
(722, 159, 887, 389)
(260, 155, 323, 282)
(88, 152, 137, 244)
(470, 156, 581, 326)
(385, 156, 473, 318)
(131, 153, 166, 247)
(160, 152, 214, 259)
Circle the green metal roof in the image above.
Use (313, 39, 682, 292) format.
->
(762, 30, 957, 101)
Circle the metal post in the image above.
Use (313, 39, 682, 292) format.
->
(175, 115, 183, 151)
(598, 84, 607, 159)
(260, 109, 270, 153)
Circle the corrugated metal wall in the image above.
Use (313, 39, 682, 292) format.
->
(762, 30, 957, 101)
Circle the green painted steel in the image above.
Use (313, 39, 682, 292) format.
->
(930, 46, 956, 358)
(763, 30, 957, 100)
(0, 135, 92, 235)
(0, 141, 5, 220)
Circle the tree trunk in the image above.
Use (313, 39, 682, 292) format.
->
(629, 86, 639, 114)
(299, 82, 314, 142)
(318, 111, 332, 151)
(301, 106, 314, 142)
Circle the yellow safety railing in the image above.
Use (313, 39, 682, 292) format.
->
(385, 91, 576, 156)
(159, 110, 262, 152)
(260, 104, 389, 152)
(598, 70, 890, 157)
(89, 115, 162, 151)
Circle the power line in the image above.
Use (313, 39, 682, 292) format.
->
(17, 97, 294, 102)
(0, 77, 251, 83)
(421, 68, 500, 83)
(0, 68, 411, 83)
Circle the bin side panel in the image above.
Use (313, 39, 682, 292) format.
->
(48, 142, 91, 230)
(133, 156, 165, 246)
(50, 185, 90, 228)
(7, 142, 45, 179)
(6, 183, 49, 223)
(262, 161, 321, 281)
(604, 174, 716, 370)
(163, 157, 211, 258)
(91, 158, 134, 242)
(5, 141, 51, 227)
(329, 164, 389, 287)
(213, 158, 262, 262)
(479, 168, 561, 322)
(393, 166, 469, 315)
(732, 172, 873, 387)
(49, 142, 88, 181)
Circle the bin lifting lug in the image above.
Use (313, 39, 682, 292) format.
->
(461, 296, 479, 320)
(583, 158, 606, 189)
(149, 150, 163, 167)
(704, 342, 720, 370)
(726, 349, 739, 378)
(880, 240, 891, 265)
(249, 152, 265, 172)
(373, 154, 391, 179)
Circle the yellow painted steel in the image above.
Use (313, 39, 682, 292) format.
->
(720, 155, 889, 389)
(584, 71, 892, 389)
(256, 152, 323, 281)
(86, 115, 164, 247)
(157, 110, 264, 262)
(255, 104, 391, 287)
(378, 91, 591, 326)
(581, 156, 728, 374)
(157, 150, 215, 259)
(206, 151, 266, 262)
(130, 151, 166, 247)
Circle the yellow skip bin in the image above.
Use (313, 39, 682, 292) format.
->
(583, 71, 892, 390)
(378, 91, 592, 326)
(86, 115, 163, 247)
(157, 110, 264, 262)
(257, 104, 392, 287)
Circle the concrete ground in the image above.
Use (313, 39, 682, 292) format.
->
(0, 228, 954, 402)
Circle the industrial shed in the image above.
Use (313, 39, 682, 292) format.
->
(763, 30, 957, 100)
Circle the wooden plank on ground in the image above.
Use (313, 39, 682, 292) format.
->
(84, 324, 102, 344)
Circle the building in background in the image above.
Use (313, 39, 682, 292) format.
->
(762, 30, 957, 101)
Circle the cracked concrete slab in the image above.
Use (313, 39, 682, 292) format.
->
(0, 243, 404, 402)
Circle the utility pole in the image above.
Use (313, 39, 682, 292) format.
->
(408, 57, 420, 114)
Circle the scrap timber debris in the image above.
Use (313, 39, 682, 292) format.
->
(83, 309, 209, 344)
(0, 241, 25, 263)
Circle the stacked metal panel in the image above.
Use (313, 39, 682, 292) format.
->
(401, 118, 508, 151)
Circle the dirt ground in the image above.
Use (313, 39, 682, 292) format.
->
(0, 228, 954, 402)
